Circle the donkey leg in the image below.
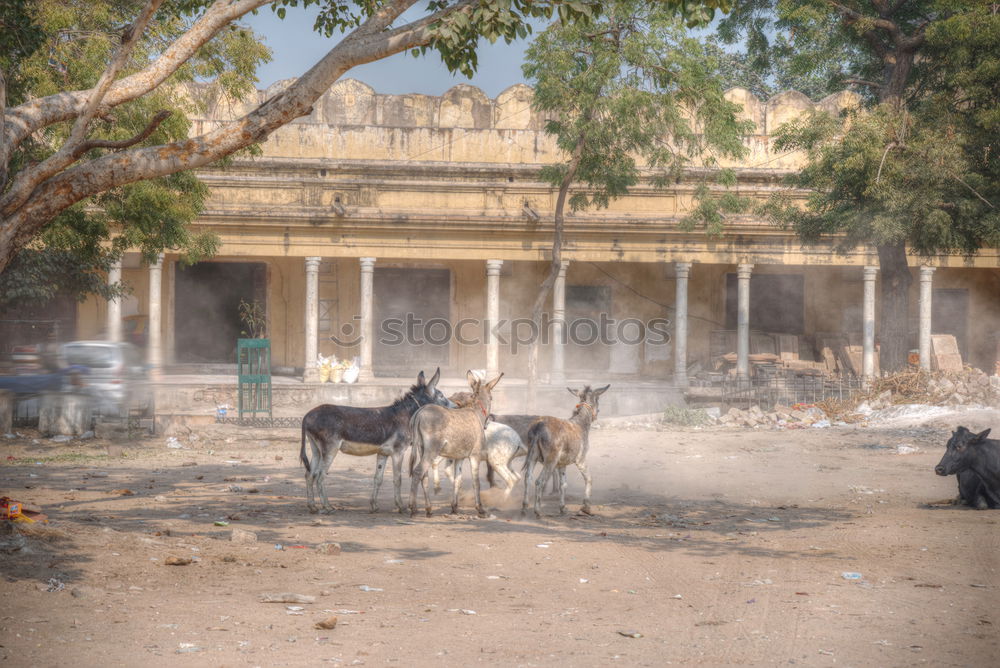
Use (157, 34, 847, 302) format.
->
(521, 456, 536, 517)
(409, 459, 426, 517)
(304, 434, 320, 513)
(370, 453, 388, 513)
(492, 452, 519, 500)
(432, 457, 443, 494)
(558, 467, 569, 515)
(470, 455, 486, 517)
(316, 441, 340, 513)
(533, 466, 550, 519)
(577, 460, 594, 515)
(421, 457, 434, 517)
(450, 459, 463, 515)
(391, 448, 406, 514)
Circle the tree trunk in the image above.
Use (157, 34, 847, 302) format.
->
(877, 242, 912, 372)
(525, 137, 586, 401)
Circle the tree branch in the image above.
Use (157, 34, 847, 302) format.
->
(78, 110, 171, 152)
(3, 0, 271, 159)
(1, 0, 164, 216)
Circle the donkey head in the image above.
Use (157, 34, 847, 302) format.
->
(413, 367, 455, 408)
(448, 391, 474, 408)
(567, 384, 611, 421)
(466, 370, 504, 421)
(935, 426, 991, 476)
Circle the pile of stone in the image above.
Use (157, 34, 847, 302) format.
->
(861, 368, 1000, 410)
(717, 404, 829, 429)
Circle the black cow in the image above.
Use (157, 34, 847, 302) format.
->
(935, 427, 1000, 509)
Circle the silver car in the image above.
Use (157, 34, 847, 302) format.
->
(59, 341, 148, 416)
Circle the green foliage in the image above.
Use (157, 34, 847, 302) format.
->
(711, 1, 1000, 259)
(1, 0, 268, 308)
(524, 0, 751, 216)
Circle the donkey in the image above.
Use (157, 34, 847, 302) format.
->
(522, 384, 610, 518)
(300, 368, 453, 514)
(409, 371, 503, 517)
(432, 391, 527, 497)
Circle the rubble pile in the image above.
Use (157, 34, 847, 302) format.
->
(718, 404, 829, 429)
(859, 368, 1000, 411)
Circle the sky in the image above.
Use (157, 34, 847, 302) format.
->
(242, 5, 538, 98)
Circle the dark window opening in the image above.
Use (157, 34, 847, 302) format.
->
(725, 273, 804, 335)
(174, 262, 266, 363)
(373, 268, 450, 375)
(566, 285, 612, 372)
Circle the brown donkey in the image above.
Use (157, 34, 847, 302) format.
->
(521, 384, 610, 518)
(409, 371, 503, 517)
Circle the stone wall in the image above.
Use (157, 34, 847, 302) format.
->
(187, 80, 860, 171)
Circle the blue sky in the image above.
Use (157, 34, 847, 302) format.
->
(242, 5, 538, 98)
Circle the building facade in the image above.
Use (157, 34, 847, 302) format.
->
(74, 79, 1000, 384)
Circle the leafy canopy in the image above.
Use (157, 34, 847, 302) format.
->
(525, 0, 751, 221)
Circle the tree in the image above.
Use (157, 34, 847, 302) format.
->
(715, 1, 1000, 371)
(0, 0, 266, 307)
(521, 0, 751, 386)
(0, 0, 736, 278)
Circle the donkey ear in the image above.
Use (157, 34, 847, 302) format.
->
(466, 370, 479, 388)
(428, 367, 441, 390)
(975, 428, 992, 442)
(594, 384, 611, 396)
(567, 387, 579, 396)
(485, 372, 504, 391)
(416, 370, 426, 386)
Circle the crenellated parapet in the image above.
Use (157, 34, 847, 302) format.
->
(186, 79, 859, 170)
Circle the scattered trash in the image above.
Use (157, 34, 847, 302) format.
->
(841, 572, 863, 580)
(617, 630, 643, 639)
(384, 559, 404, 564)
(214, 520, 229, 527)
(818, 649, 834, 656)
(259, 593, 316, 604)
(165, 437, 183, 449)
(895, 444, 920, 455)
(176, 643, 203, 654)
(50, 435, 72, 443)
(536, 544, 550, 549)
(230, 528, 257, 544)
(334, 609, 363, 615)
(216, 404, 230, 419)
(671, 594, 683, 599)
(358, 585, 383, 592)
(460, 609, 477, 615)
(274, 544, 284, 550)
(315, 616, 338, 630)
(286, 606, 305, 615)
(224, 460, 241, 465)
(46, 578, 65, 592)
(316, 542, 341, 556)
(111, 489, 134, 496)
(165, 556, 193, 566)
(486, 575, 501, 580)
(79, 431, 95, 440)
(811, 419, 831, 429)
(228, 485, 244, 493)
(579, 578, 589, 584)
(970, 584, 988, 589)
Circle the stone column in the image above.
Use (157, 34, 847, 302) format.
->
(736, 263, 753, 378)
(919, 265, 936, 370)
(147, 254, 164, 377)
(107, 258, 123, 342)
(303, 256, 322, 382)
(485, 260, 503, 378)
(359, 257, 376, 381)
(862, 265, 878, 378)
(674, 262, 692, 387)
(550, 260, 569, 384)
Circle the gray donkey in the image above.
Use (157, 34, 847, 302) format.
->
(409, 371, 503, 517)
(522, 384, 610, 518)
(300, 368, 453, 514)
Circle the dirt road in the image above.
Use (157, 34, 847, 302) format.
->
(2, 410, 998, 666)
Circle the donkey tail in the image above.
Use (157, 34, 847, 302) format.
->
(409, 421, 423, 477)
(300, 418, 311, 475)
(522, 421, 546, 475)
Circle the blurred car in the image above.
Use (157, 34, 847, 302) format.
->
(58, 341, 148, 415)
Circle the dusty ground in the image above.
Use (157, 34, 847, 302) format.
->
(2, 409, 998, 667)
